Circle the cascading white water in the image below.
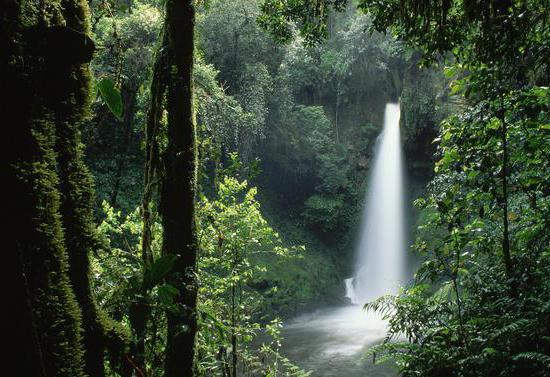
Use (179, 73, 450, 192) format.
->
(347, 103, 405, 304)
(281, 104, 406, 376)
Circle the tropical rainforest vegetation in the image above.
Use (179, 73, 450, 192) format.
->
(5, 0, 549, 376)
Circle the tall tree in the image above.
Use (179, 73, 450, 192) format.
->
(162, 1, 199, 375)
(5, 0, 127, 375)
(5, 0, 93, 374)
(143, 0, 199, 375)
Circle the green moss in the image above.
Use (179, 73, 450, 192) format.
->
(254, 248, 341, 317)
(52, 0, 130, 372)
(8, 0, 126, 374)
(14, 115, 86, 377)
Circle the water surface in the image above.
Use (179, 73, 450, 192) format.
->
(282, 306, 399, 377)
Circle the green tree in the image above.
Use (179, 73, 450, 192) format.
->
(197, 176, 306, 376)
(144, 0, 199, 375)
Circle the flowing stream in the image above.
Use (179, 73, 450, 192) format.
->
(282, 103, 405, 376)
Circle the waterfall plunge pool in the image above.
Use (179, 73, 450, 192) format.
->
(281, 305, 398, 376)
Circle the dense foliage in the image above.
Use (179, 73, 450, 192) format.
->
(197, 175, 309, 376)
(9, 0, 548, 375)
(367, 86, 550, 376)
(350, 1, 550, 376)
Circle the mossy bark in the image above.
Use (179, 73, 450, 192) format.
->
(55, 95, 129, 376)
(5, 0, 92, 374)
(5, 0, 127, 375)
(129, 37, 168, 376)
(160, 0, 199, 375)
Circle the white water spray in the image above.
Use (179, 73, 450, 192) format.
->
(346, 103, 405, 304)
(281, 104, 406, 375)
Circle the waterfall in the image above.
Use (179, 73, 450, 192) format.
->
(347, 103, 405, 304)
(282, 103, 405, 373)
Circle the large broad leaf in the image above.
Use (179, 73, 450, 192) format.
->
(97, 78, 123, 120)
(157, 283, 179, 305)
(142, 255, 178, 291)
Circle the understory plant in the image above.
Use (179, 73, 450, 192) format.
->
(92, 173, 310, 376)
(196, 175, 309, 376)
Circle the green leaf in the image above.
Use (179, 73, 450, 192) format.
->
(157, 284, 179, 305)
(97, 78, 123, 120)
(142, 255, 178, 291)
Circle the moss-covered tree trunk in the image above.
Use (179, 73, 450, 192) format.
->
(5, 0, 127, 375)
(160, 0, 199, 375)
(55, 88, 128, 377)
(129, 35, 168, 376)
(111, 82, 139, 207)
(4, 0, 94, 375)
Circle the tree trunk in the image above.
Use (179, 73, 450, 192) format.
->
(5, 0, 95, 375)
(5, 1, 129, 375)
(56, 112, 108, 377)
(111, 83, 138, 208)
(335, 81, 341, 143)
(499, 96, 515, 295)
(160, 1, 199, 376)
(128, 41, 168, 376)
(56, 89, 129, 377)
